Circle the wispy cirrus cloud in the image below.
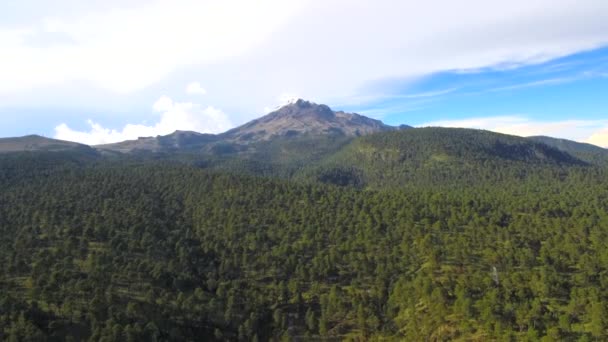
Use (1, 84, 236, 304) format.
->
(487, 77, 577, 92)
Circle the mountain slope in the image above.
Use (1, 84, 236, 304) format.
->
(96, 99, 403, 154)
(97, 130, 217, 153)
(220, 99, 403, 143)
(0, 135, 95, 154)
(528, 135, 608, 165)
(302, 127, 589, 188)
(90, 116, 600, 187)
(0, 102, 602, 188)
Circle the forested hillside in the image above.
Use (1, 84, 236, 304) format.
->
(528, 136, 608, 166)
(1, 152, 608, 341)
(96, 127, 604, 189)
(303, 128, 589, 189)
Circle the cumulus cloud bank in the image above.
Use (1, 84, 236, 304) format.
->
(54, 96, 231, 145)
(0, 0, 304, 94)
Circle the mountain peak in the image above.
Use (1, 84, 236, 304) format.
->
(277, 98, 312, 108)
(97, 100, 412, 153)
(286, 98, 324, 110)
(271, 99, 334, 121)
(221, 100, 396, 142)
(285, 98, 308, 106)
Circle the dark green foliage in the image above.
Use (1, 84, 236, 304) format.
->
(315, 166, 365, 187)
(1, 127, 608, 340)
(304, 127, 591, 189)
(528, 135, 608, 166)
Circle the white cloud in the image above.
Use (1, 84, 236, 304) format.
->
(54, 96, 231, 145)
(152, 95, 174, 112)
(421, 116, 608, 147)
(224, 0, 608, 108)
(0, 0, 607, 105)
(277, 93, 298, 104)
(259, 93, 300, 115)
(0, 0, 607, 131)
(186, 82, 207, 95)
(588, 128, 608, 148)
(0, 0, 305, 94)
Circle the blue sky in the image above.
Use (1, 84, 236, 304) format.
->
(344, 47, 608, 145)
(1, 0, 608, 147)
(353, 47, 608, 123)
